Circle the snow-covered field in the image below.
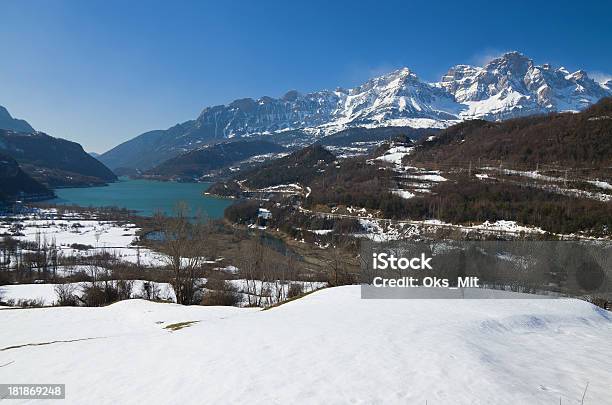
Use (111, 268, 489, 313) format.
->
(478, 168, 612, 202)
(357, 217, 546, 241)
(588, 179, 612, 190)
(391, 189, 415, 199)
(1, 286, 611, 404)
(375, 145, 414, 166)
(0, 208, 328, 308)
(0, 210, 167, 266)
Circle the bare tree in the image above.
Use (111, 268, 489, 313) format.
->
(160, 202, 210, 305)
(238, 237, 267, 306)
(201, 278, 241, 306)
(327, 234, 352, 286)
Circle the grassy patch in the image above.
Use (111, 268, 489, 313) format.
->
(164, 321, 199, 331)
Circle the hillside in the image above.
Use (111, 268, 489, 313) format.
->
(216, 121, 611, 236)
(208, 144, 335, 197)
(0, 153, 54, 202)
(411, 98, 612, 169)
(318, 126, 433, 147)
(98, 121, 198, 171)
(0, 130, 117, 187)
(146, 140, 285, 180)
(1, 287, 611, 404)
(238, 144, 335, 188)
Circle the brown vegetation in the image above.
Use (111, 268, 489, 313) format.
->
(411, 98, 612, 173)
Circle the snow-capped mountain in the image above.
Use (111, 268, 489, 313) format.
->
(328, 67, 460, 130)
(193, 51, 611, 132)
(100, 52, 611, 170)
(439, 52, 611, 120)
(191, 67, 462, 141)
(192, 90, 344, 139)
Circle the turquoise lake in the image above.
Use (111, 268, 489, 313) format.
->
(45, 178, 233, 218)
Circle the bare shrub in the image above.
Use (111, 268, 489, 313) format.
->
(76, 257, 136, 306)
(16, 298, 45, 308)
(287, 283, 304, 299)
(79, 279, 129, 306)
(54, 283, 78, 306)
(79, 284, 109, 307)
(116, 279, 134, 301)
(588, 296, 610, 310)
(201, 278, 241, 306)
(139, 281, 162, 301)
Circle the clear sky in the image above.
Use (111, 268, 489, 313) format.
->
(0, 0, 610, 153)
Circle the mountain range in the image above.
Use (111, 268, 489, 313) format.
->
(100, 52, 612, 171)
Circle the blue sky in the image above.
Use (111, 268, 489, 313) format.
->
(0, 0, 610, 152)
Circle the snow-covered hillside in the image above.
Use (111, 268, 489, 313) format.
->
(1, 286, 611, 404)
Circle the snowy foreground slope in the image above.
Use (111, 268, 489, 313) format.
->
(2, 286, 611, 404)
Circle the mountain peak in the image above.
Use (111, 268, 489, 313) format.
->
(0, 105, 35, 133)
(397, 66, 412, 75)
(484, 51, 532, 75)
(389, 66, 417, 80)
(282, 90, 300, 101)
(500, 50, 528, 59)
(492, 51, 530, 63)
(567, 69, 588, 81)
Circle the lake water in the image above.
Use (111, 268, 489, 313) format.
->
(44, 178, 233, 218)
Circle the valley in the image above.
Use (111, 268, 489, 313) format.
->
(1, 38, 611, 404)
(2, 95, 610, 312)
